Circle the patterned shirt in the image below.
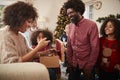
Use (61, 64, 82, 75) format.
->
(99, 37, 120, 72)
(67, 18, 99, 70)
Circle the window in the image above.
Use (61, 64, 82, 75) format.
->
(84, 1, 94, 20)
(89, 5, 93, 20)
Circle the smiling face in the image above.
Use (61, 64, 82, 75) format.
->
(67, 8, 80, 25)
(19, 18, 34, 33)
(105, 21, 115, 36)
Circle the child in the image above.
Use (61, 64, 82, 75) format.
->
(98, 18, 120, 80)
(30, 29, 57, 80)
(31, 29, 53, 52)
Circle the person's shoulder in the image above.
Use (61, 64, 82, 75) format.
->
(19, 32, 26, 38)
(82, 18, 98, 30)
(100, 37, 105, 41)
(0, 26, 15, 44)
(0, 26, 8, 32)
(19, 32, 27, 41)
(0, 26, 11, 38)
(83, 18, 96, 24)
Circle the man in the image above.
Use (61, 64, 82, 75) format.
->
(63, 0, 99, 80)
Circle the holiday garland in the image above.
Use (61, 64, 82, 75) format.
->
(96, 14, 120, 23)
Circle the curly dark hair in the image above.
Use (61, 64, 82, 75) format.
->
(63, 0, 85, 15)
(2, 1, 38, 29)
(30, 29, 42, 46)
(100, 18, 120, 48)
(30, 29, 53, 46)
(42, 30, 53, 44)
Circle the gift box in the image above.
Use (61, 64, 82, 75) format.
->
(40, 55, 59, 68)
(55, 39, 65, 62)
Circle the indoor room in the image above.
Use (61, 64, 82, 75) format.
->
(0, 0, 120, 80)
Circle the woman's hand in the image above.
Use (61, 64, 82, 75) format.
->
(36, 38, 50, 50)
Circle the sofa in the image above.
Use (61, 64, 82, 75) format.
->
(0, 62, 50, 80)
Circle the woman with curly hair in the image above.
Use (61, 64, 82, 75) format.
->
(97, 18, 120, 80)
(0, 1, 50, 63)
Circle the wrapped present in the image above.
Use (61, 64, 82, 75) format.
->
(40, 55, 59, 68)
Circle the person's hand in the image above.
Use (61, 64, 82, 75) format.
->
(114, 64, 120, 70)
(37, 38, 50, 49)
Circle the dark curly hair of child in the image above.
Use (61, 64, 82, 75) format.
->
(31, 29, 53, 46)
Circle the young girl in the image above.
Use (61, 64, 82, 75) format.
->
(98, 18, 120, 80)
(30, 29, 58, 80)
(31, 29, 53, 53)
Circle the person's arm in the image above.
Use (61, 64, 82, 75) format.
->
(83, 23, 99, 79)
(21, 38, 50, 62)
(33, 48, 57, 58)
(66, 36, 73, 65)
(85, 23, 100, 70)
(0, 37, 49, 63)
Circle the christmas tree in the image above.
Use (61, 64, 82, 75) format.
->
(54, 7, 70, 39)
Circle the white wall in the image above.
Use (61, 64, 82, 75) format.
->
(33, 0, 67, 32)
(0, 0, 17, 5)
(94, 0, 120, 33)
(84, 0, 120, 33)
(1, 0, 120, 33)
(0, 0, 28, 5)
(33, 0, 120, 33)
